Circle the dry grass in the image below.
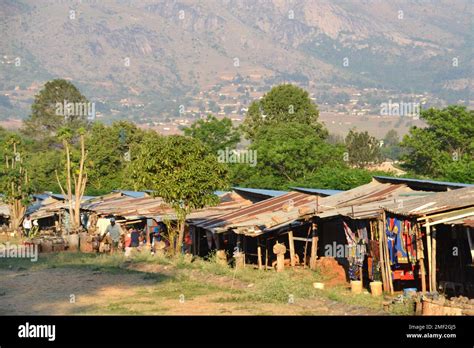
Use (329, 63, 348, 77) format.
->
(0, 251, 412, 315)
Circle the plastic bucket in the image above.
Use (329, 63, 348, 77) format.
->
(351, 280, 363, 294)
(313, 282, 325, 290)
(370, 281, 383, 296)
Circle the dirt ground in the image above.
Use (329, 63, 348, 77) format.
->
(0, 265, 385, 316)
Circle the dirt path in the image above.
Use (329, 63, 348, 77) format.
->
(0, 267, 384, 315)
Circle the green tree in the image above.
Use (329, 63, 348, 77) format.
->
(23, 79, 90, 144)
(401, 106, 473, 182)
(381, 129, 404, 161)
(242, 84, 327, 140)
(232, 122, 344, 188)
(86, 121, 146, 195)
(128, 133, 229, 254)
(25, 150, 62, 193)
(294, 166, 393, 191)
(0, 133, 32, 234)
(183, 115, 240, 154)
(345, 129, 382, 168)
(55, 127, 88, 231)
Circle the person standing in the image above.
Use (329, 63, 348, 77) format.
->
(103, 218, 122, 254)
(22, 214, 32, 238)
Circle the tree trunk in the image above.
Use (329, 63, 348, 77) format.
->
(176, 219, 185, 255)
(4, 142, 28, 235)
(56, 135, 87, 233)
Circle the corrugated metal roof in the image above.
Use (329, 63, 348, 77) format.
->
(232, 187, 288, 198)
(82, 191, 251, 221)
(82, 195, 175, 218)
(382, 186, 474, 217)
(374, 176, 473, 190)
(49, 193, 96, 201)
(195, 181, 439, 235)
(187, 192, 253, 222)
(32, 193, 51, 201)
(309, 181, 429, 220)
(30, 195, 96, 220)
(112, 190, 149, 198)
(194, 191, 318, 235)
(291, 187, 343, 196)
(316, 181, 412, 210)
(461, 219, 474, 227)
(30, 200, 69, 220)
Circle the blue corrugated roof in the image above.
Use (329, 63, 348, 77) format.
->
(374, 176, 474, 189)
(232, 187, 288, 197)
(112, 190, 148, 198)
(32, 193, 51, 201)
(49, 193, 96, 201)
(291, 187, 343, 196)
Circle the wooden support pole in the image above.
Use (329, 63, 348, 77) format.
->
(382, 211, 394, 294)
(265, 239, 269, 270)
(243, 235, 246, 266)
(191, 227, 196, 255)
(431, 228, 437, 292)
(257, 246, 263, 270)
(310, 235, 318, 270)
(426, 223, 432, 292)
(378, 219, 388, 292)
(385, 233, 394, 294)
(288, 231, 296, 267)
(303, 225, 311, 269)
(420, 256, 427, 293)
(196, 229, 201, 256)
(415, 223, 427, 293)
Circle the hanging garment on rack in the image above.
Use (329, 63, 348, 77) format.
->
(386, 217, 401, 265)
(395, 220, 418, 264)
(343, 221, 356, 262)
(369, 239, 380, 261)
(348, 263, 360, 280)
(404, 220, 417, 262)
(343, 220, 357, 245)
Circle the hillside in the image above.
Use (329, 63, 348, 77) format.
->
(0, 0, 471, 121)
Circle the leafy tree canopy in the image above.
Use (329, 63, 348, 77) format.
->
(85, 121, 146, 195)
(127, 133, 230, 219)
(183, 115, 240, 154)
(345, 129, 382, 168)
(231, 122, 344, 188)
(23, 79, 90, 144)
(242, 84, 327, 140)
(401, 106, 473, 183)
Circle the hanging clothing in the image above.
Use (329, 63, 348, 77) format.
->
(369, 240, 380, 261)
(387, 218, 418, 264)
(356, 221, 369, 244)
(344, 220, 367, 280)
(386, 217, 401, 265)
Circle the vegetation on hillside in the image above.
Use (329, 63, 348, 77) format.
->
(0, 80, 472, 204)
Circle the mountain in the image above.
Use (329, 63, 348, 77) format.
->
(0, 0, 472, 121)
